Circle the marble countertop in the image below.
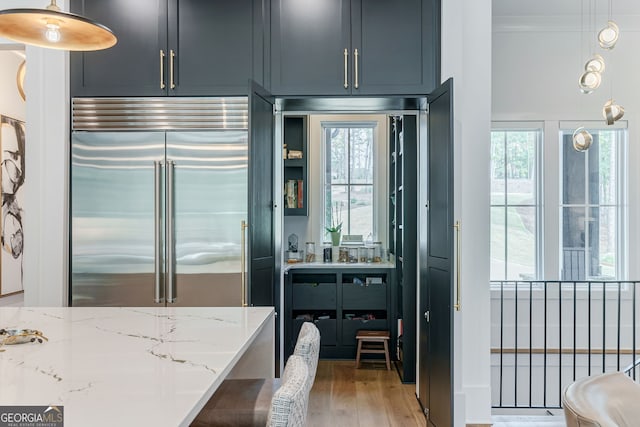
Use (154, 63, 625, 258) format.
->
(0, 306, 274, 427)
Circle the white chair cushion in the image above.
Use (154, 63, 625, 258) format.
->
(563, 371, 640, 427)
(267, 355, 310, 427)
(293, 322, 320, 384)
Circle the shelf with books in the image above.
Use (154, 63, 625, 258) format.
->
(283, 116, 308, 216)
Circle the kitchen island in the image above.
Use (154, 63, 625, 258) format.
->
(0, 306, 274, 427)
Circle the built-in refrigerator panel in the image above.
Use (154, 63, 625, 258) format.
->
(167, 131, 248, 307)
(71, 131, 166, 306)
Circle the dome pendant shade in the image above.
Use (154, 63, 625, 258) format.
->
(573, 127, 593, 152)
(598, 20, 620, 50)
(0, 3, 116, 51)
(602, 99, 625, 125)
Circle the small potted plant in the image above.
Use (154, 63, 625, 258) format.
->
(325, 202, 343, 246)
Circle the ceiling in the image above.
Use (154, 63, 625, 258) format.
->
(493, 0, 640, 17)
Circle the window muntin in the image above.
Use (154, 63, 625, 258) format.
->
(490, 128, 542, 281)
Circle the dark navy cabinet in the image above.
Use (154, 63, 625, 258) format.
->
(284, 267, 394, 359)
(70, 0, 268, 97)
(270, 0, 439, 96)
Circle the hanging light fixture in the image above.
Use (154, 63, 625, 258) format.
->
(578, 69, 602, 94)
(602, 99, 624, 125)
(0, 0, 116, 51)
(584, 54, 605, 73)
(573, 127, 593, 152)
(598, 20, 619, 49)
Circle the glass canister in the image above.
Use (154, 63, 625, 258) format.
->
(322, 242, 332, 263)
(366, 246, 374, 263)
(348, 247, 358, 263)
(305, 242, 316, 263)
(358, 246, 368, 263)
(338, 247, 349, 263)
(373, 241, 383, 263)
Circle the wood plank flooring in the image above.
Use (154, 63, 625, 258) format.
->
(307, 360, 425, 427)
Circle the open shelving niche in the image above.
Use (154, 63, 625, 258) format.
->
(283, 115, 308, 216)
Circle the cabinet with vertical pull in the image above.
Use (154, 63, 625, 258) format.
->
(270, 0, 439, 96)
(70, 0, 267, 97)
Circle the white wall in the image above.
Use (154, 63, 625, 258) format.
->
(442, 0, 493, 424)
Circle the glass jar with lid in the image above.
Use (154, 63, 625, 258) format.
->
(372, 242, 383, 263)
(305, 242, 316, 263)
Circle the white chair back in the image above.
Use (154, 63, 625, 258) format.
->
(293, 322, 320, 383)
(266, 355, 310, 427)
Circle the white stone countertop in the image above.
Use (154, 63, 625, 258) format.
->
(0, 306, 274, 427)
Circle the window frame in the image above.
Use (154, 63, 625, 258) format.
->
(558, 122, 628, 281)
(490, 123, 544, 281)
(321, 121, 379, 241)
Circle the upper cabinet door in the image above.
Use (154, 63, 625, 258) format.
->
(70, 0, 266, 97)
(70, 0, 168, 97)
(270, 0, 351, 96)
(351, 0, 439, 95)
(168, 0, 266, 96)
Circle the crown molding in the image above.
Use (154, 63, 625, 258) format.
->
(493, 14, 640, 33)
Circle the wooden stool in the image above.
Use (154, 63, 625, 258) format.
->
(355, 330, 390, 370)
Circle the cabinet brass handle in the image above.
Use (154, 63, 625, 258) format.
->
(169, 49, 176, 89)
(354, 48, 359, 89)
(453, 221, 461, 311)
(343, 48, 349, 89)
(159, 50, 166, 89)
(241, 220, 249, 307)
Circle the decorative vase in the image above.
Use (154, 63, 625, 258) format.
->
(330, 231, 341, 246)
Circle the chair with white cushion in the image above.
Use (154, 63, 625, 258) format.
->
(563, 371, 640, 427)
(191, 322, 320, 427)
(266, 355, 310, 427)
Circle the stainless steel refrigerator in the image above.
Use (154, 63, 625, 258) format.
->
(70, 97, 254, 307)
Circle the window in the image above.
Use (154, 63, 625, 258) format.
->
(490, 127, 542, 281)
(323, 124, 376, 240)
(560, 127, 627, 280)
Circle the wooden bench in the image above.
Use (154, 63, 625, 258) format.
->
(355, 330, 390, 370)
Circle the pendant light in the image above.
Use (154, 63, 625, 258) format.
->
(0, 0, 116, 51)
(602, 99, 624, 125)
(573, 127, 593, 152)
(598, 20, 619, 49)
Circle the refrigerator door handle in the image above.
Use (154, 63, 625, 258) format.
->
(154, 161, 164, 303)
(241, 221, 249, 307)
(166, 160, 176, 303)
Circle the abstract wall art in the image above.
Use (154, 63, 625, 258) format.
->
(0, 115, 25, 295)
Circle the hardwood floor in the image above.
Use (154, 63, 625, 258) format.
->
(307, 360, 425, 427)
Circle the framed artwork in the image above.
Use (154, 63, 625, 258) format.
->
(0, 115, 25, 295)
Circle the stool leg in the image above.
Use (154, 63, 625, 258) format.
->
(383, 340, 390, 370)
(356, 339, 362, 369)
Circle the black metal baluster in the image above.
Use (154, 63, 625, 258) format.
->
(634, 282, 637, 381)
(500, 281, 504, 407)
(543, 281, 548, 408)
(529, 280, 533, 407)
(602, 282, 606, 373)
(617, 281, 622, 371)
(515, 281, 519, 407)
(558, 282, 562, 407)
(573, 282, 577, 381)
(587, 282, 591, 375)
